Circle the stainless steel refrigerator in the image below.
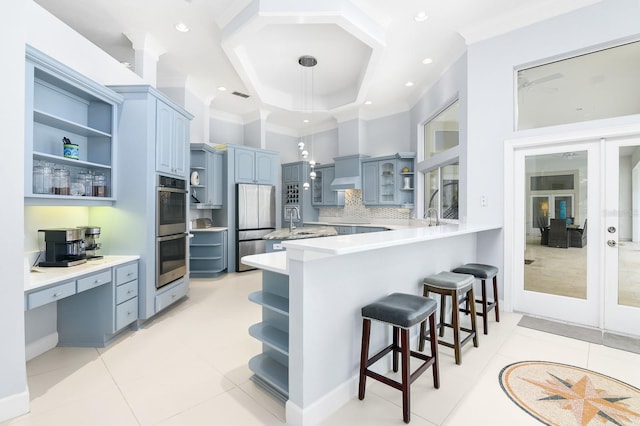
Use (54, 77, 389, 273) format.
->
(236, 183, 276, 271)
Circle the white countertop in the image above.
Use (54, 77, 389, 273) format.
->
(283, 223, 501, 255)
(241, 251, 288, 275)
(26, 255, 140, 292)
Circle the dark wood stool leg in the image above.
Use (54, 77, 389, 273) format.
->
(493, 276, 500, 322)
(418, 319, 426, 352)
(401, 329, 411, 423)
(468, 288, 479, 347)
(429, 312, 440, 388)
(439, 293, 446, 337)
(481, 279, 489, 335)
(451, 290, 461, 365)
(358, 319, 371, 400)
(392, 326, 400, 373)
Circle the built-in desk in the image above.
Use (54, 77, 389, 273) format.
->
(243, 223, 501, 425)
(25, 255, 139, 359)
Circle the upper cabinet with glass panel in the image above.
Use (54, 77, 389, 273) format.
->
(516, 40, 640, 130)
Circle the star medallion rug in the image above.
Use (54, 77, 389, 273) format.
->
(499, 361, 640, 425)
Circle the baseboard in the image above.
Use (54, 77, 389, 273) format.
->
(0, 387, 30, 423)
(285, 376, 358, 425)
(25, 331, 58, 361)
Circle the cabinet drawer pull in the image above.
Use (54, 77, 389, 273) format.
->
(94, 279, 102, 284)
(53, 292, 62, 298)
(127, 272, 134, 276)
(127, 290, 133, 294)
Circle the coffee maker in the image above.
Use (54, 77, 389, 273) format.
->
(79, 226, 103, 260)
(38, 228, 87, 267)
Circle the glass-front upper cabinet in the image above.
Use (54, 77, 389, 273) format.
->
(25, 46, 122, 205)
(379, 161, 396, 204)
(312, 168, 323, 205)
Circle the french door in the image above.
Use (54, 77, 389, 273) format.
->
(604, 137, 640, 335)
(513, 141, 601, 327)
(510, 134, 640, 337)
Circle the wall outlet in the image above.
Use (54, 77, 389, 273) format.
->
(480, 196, 487, 207)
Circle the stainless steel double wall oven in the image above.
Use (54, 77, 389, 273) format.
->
(156, 175, 188, 288)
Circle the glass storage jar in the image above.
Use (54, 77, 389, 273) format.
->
(76, 170, 93, 197)
(52, 168, 70, 195)
(93, 173, 106, 197)
(32, 162, 53, 194)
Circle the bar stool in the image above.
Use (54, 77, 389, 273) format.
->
(419, 271, 478, 365)
(359, 293, 439, 423)
(452, 263, 500, 335)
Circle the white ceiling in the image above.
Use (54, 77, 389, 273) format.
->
(34, 0, 601, 134)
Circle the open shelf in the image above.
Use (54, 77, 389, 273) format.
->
(248, 353, 289, 397)
(34, 109, 112, 138)
(249, 322, 289, 356)
(248, 291, 289, 316)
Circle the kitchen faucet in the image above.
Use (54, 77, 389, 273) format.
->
(286, 206, 300, 232)
(425, 207, 440, 226)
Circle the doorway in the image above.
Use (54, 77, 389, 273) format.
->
(505, 130, 640, 338)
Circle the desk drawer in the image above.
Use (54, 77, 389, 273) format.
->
(116, 280, 138, 304)
(116, 263, 138, 286)
(116, 297, 138, 330)
(27, 281, 76, 310)
(77, 270, 112, 293)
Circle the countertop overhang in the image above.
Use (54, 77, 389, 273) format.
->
(283, 223, 501, 256)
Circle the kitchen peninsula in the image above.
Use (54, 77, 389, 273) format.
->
(242, 223, 501, 425)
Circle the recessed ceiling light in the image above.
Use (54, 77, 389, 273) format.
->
(422, 57, 433, 65)
(364, 100, 372, 105)
(120, 61, 132, 69)
(217, 86, 227, 92)
(303, 119, 310, 123)
(414, 11, 429, 22)
(175, 22, 190, 32)
(405, 81, 414, 87)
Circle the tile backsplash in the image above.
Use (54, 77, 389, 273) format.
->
(319, 189, 411, 221)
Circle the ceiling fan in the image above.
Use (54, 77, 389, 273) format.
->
(518, 72, 564, 92)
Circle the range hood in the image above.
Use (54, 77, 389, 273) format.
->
(330, 154, 370, 190)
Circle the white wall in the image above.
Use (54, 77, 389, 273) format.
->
(363, 112, 411, 157)
(0, 0, 29, 422)
(210, 116, 244, 145)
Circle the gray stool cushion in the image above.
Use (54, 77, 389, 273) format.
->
(452, 263, 498, 279)
(362, 293, 437, 328)
(423, 271, 474, 291)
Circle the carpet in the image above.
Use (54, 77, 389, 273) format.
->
(499, 361, 640, 425)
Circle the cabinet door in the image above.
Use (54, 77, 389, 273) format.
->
(283, 164, 301, 183)
(312, 169, 323, 205)
(172, 112, 188, 177)
(156, 99, 174, 175)
(234, 148, 255, 183)
(362, 162, 379, 205)
(255, 151, 276, 184)
(211, 151, 224, 207)
(378, 160, 397, 205)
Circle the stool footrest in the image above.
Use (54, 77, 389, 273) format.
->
(363, 348, 436, 391)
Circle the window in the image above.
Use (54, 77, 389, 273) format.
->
(420, 100, 460, 221)
(425, 163, 459, 220)
(516, 40, 640, 130)
(424, 101, 459, 158)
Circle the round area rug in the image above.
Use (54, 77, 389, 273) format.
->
(499, 361, 640, 426)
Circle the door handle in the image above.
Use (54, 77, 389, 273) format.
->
(607, 240, 617, 247)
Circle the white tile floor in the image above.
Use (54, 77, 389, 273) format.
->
(4, 271, 640, 425)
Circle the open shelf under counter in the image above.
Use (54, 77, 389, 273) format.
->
(248, 291, 289, 316)
(249, 322, 289, 356)
(248, 353, 289, 400)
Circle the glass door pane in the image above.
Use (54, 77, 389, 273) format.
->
(516, 143, 599, 327)
(604, 138, 640, 336)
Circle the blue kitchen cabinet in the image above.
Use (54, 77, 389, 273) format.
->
(312, 164, 344, 207)
(281, 161, 318, 225)
(156, 99, 190, 178)
(190, 229, 227, 277)
(52, 260, 139, 347)
(190, 143, 224, 209)
(24, 45, 123, 206)
(105, 85, 193, 320)
(362, 153, 415, 208)
(234, 146, 278, 184)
